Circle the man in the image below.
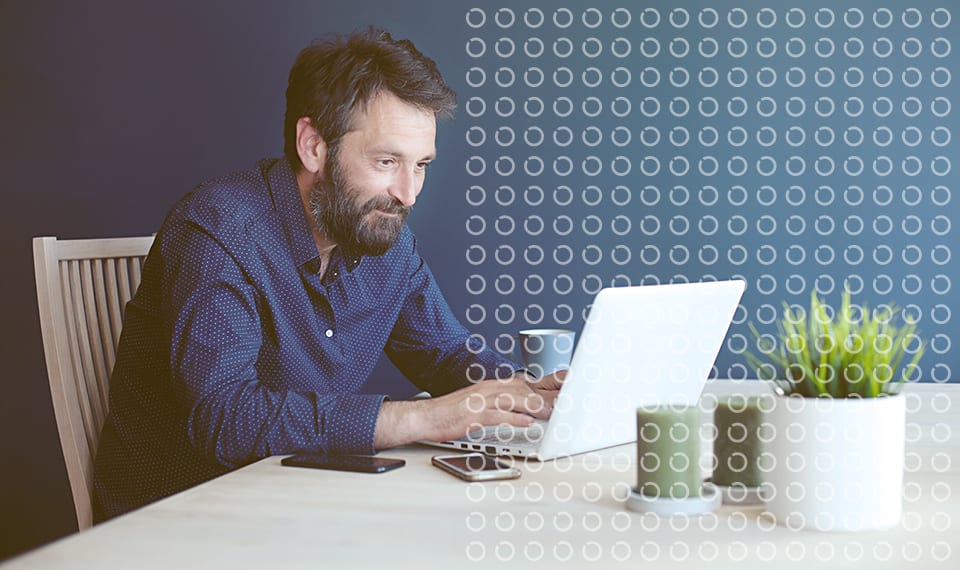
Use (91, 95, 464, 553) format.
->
(92, 28, 561, 521)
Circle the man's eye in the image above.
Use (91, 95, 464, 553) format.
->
(416, 162, 431, 171)
(378, 158, 396, 167)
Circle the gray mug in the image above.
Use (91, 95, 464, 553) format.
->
(514, 328, 576, 378)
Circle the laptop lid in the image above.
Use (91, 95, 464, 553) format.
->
(533, 279, 745, 460)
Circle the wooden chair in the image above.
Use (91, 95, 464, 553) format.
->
(33, 235, 154, 530)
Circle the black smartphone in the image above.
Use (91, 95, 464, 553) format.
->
(281, 453, 405, 473)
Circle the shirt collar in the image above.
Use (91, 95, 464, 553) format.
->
(264, 158, 322, 268)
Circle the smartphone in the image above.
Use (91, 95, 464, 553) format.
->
(281, 453, 405, 473)
(432, 453, 521, 482)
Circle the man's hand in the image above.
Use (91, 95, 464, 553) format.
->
(373, 371, 566, 450)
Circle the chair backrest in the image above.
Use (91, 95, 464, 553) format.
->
(33, 235, 154, 530)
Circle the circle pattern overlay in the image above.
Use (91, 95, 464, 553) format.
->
(458, 3, 955, 385)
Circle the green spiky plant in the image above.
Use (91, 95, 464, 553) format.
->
(746, 290, 925, 398)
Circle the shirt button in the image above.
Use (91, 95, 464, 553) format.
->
(325, 329, 334, 338)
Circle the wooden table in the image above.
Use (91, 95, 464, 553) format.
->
(5, 381, 958, 568)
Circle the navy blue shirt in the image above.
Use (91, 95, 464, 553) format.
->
(93, 158, 516, 520)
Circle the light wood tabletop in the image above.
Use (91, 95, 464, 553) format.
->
(4, 380, 958, 568)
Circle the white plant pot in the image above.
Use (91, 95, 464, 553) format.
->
(761, 393, 905, 532)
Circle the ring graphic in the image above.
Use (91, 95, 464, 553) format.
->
(582, 97, 603, 117)
(494, 126, 514, 147)
(524, 245, 544, 266)
(757, 68, 777, 87)
(670, 38, 690, 58)
(815, 7, 835, 28)
(523, 156, 544, 177)
(524, 8, 544, 28)
(524, 274, 544, 295)
(523, 67, 544, 88)
(612, 7, 632, 28)
(844, 7, 864, 28)
(786, 38, 806, 58)
(495, 97, 515, 117)
(582, 7, 602, 28)
(495, 38, 515, 58)
(465, 8, 486, 28)
(524, 185, 544, 206)
(552, 246, 573, 266)
(873, 8, 893, 28)
(553, 156, 573, 176)
(816, 37, 835, 58)
(699, 215, 719, 236)
(495, 185, 515, 206)
(494, 245, 515, 266)
(523, 98, 544, 119)
(697, 157, 718, 176)
(844, 215, 864, 236)
(728, 7, 748, 28)
(611, 37, 632, 58)
(582, 185, 603, 206)
(844, 37, 864, 58)
(553, 7, 574, 28)
(873, 215, 894, 236)
(552, 67, 573, 87)
(698, 245, 719, 265)
(580, 125, 603, 147)
(900, 97, 923, 119)
(783, 98, 805, 119)
(495, 7, 515, 28)
(640, 7, 660, 28)
(611, 246, 632, 266)
(523, 38, 544, 58)
(699, 37, 719, 58)
(902, 37, 922, 58)
(728, 67, 748, 87)
(582, 67, 603, 87)
(523, 215, 544, 236)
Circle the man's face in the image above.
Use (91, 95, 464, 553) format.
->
(309, 92, 437, 257)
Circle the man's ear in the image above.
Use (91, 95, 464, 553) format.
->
(295, 117, 327, 174)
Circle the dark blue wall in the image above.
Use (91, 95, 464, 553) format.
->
(1, 0, 955, 559)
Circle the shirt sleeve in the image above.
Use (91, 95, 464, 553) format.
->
(384, 233, 521, 396)
(160, 222, 383, 467)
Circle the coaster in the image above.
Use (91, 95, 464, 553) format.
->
(717, 484, 764, 506)
(704, 478, 765, 506)
(625, 483, 722, 516)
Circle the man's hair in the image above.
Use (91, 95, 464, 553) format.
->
(284, 27, 457, 168)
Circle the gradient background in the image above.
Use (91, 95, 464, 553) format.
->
(0, 0, 954, 559)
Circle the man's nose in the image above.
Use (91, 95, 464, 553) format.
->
(389, 169, 419, 207)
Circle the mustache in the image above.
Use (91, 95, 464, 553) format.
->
(361, 195, 410, 217)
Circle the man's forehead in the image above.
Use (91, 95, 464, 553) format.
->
(349, 91, 435, 127)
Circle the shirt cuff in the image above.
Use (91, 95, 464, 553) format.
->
(325, 394, 388, 455)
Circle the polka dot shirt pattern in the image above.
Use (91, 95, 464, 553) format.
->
(92, 158, 517, 520)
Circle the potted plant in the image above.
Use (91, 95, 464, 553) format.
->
(746, 290, 924, 531)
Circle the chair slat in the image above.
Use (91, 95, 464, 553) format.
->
(80, 259, 110, 430)
(104, 261, 123, 352)
(91, 259, 115, 370)
(68, 261, 100, 455)
(117, 261, 132, 308)
(130, 257, 143, 298)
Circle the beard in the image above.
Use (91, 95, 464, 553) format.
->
(308, 146, 411, 257)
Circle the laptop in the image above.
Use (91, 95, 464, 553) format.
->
(420, 280, 746, 460)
